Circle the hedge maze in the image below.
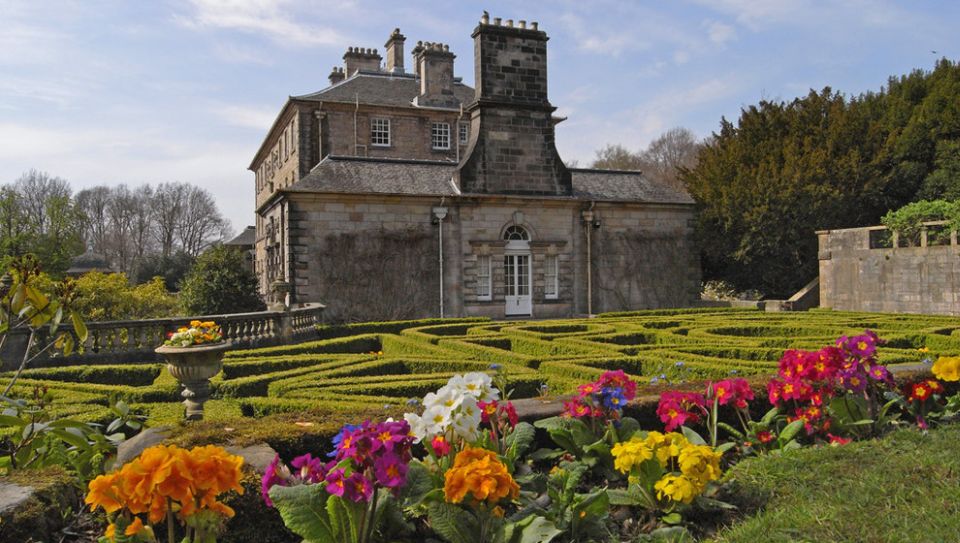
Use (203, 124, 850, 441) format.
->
(5, 308, 958, 425)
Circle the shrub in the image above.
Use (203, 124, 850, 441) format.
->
(179, 245, 264, 315)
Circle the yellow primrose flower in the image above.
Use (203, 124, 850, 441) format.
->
(611, 438, 653, 474)
(932, 356, 960, 382)
(654, 474, 700, 504)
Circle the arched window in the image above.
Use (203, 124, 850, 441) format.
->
(503, 225, 530, 241)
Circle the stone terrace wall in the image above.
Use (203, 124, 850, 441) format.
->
(818, 222, 960, 315)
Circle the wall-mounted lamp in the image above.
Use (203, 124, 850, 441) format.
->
(581, 210, 600, 229)
(432, 206, 448, 225)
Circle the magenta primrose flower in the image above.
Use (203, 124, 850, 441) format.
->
(325, 469, 347, 497)
(374, 452, 408, 488)
(343, 472, 374, 503)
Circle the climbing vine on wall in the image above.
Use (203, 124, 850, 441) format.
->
(316, 227, 439, 322)
(592, 229, 695, 311)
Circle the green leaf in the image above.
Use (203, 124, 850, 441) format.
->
(427, 502, 479, 543)
(681, 426, 707, 445)
(716, 442, 736, 455)
(505, 422, 536, 461)
(327, 494, 362, 542)
(268, 484, 337, 543)
(661, 512, 683, 525)
(0, 414, 26, 427)
(617, 417, 642, 440)
(760, 406, 780, 425)
(778, 419, 805, 445)
(50, 428, 91, 451)
(607, 488, 645, 506)
(529, 448, 564, 462)
(513, 515, 562, 543)
(71, 312, 88, 343)
(717, 421, 745, 440)
(401, 459, 436, 507)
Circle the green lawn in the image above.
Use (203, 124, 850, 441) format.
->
(4, 307, 958, 426)
(713, 423, 960, 543)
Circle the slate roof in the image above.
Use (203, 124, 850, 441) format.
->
(285, 156, 694, 205)
(225, 226, 256, 247)
(294, 72, 475, 109)
(66, 251, 115, 275)
(570, 169, 694, 205)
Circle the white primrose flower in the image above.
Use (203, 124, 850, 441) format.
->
(463, 371, 499, 401)
(451, 413, 479, 441)
(458, 395, 481, 424)
(422, 404, 453, 436)
(403, 412, 428, 443)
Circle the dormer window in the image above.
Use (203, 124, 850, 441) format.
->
(432, 122, 450, 150)
(371, 118, 391, 147)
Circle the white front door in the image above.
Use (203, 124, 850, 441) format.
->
(504, 253, 532, 316)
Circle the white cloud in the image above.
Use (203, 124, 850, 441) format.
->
(210, 103, 278, 130)
(673, 50, 691, 65)
(176, 0, 349, 47)
(706, 20, 737, 45)
(557, 12, 639, 55)
(691, 0, 810, 30)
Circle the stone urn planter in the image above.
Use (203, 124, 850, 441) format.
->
(155, 342, 228, 420)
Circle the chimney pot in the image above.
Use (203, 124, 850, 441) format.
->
(519, 20, 526, 29)
(506, 19, 513, 27)
(531, 21, 538, 30)
(481, 11, 489, 24)
(493, 17, 501, 25)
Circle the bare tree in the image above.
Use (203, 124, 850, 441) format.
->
(152, 182, 188, 258)
(589, 129, 701, 189)
(176, 185, 230, 256)
(130, 184, 156, 266)
(641, 127, 700, 188)
(75, 186, 112, 255)
(591, 144, 645, 170)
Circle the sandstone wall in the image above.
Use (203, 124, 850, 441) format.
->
(818, 225, 960, 315)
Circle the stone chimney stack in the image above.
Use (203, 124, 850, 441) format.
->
(456, 15, 571, 196)
(414, 42, 457, 108)
(410, 41, 424, 76)
(343, 47, 382, 76)
(384, 28, 406, 73)
(328, 66, 345, 86)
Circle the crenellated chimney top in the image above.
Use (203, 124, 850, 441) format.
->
(343, 46, 382, 76)
(456, 15, 570, 196)
(328, 66, 345, 86)
(414, 41, 457, 108)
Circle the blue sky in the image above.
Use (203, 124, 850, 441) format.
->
(2, 1, 957, 233)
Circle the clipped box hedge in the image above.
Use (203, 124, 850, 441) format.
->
(4, 308, 958, 437)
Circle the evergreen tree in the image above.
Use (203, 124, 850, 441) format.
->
(178, 246, 264, 315)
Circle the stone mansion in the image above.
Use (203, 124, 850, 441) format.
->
(250, 13, 699, 321)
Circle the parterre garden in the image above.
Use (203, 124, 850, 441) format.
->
(5, 307, 956, 427)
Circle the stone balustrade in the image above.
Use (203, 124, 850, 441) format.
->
(1, 303, 324, 370)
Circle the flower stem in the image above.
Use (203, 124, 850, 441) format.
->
(364, 488, 380, 543)
(166, 506, 176, 543)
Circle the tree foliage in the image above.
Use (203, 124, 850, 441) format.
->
(0, 170, 84, 275)
(178, 245, 265, 315)
(683, 59, 960, 297)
